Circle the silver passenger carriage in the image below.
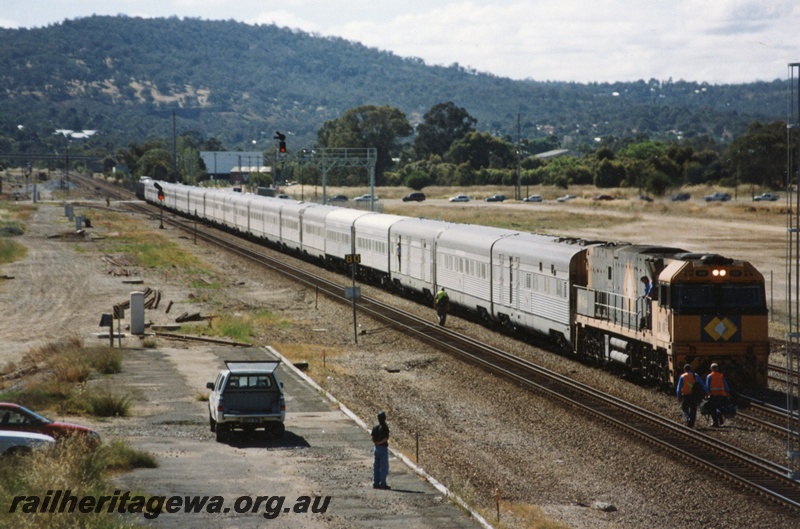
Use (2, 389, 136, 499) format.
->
(353, 213, 407, 284)
(228, 192, 257, 235)
(388, 217, 451, 299)
(274, 200, 316, 252)
(300, 204, 340, 261)
(491, 234, 593, 346)
(434, 224, 518, 318)
(246, 195, 282, 244)
(322, 208, 377, 270)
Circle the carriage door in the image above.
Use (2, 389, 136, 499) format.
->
(506, 255, 518, 308)
(498, 254, 515, 307)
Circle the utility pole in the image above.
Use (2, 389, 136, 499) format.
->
(785, 62, 800, 480)
(172, 110, 178, 183)
(516, 113, 522, 200)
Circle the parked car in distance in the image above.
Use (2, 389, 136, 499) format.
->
(593, 194, 615, 201)
(522, 195, 543, 202)
(402, 192, 426, 202)
(484, 195, 507, 202)
(0, 403, 100, 445)
(636, 195, 654, 202)
(556, 194, 577, 202)
(704, 192, 731, 202)
(671, 192, 691, 202)
(0, 431, 55, 456)
(753, 193, 780, 202)
(327, 195, 349, 203)
(353, 194, 379, 202)
(449, 194, 470, 202)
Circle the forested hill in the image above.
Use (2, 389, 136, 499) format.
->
(0, 15, 788, 151)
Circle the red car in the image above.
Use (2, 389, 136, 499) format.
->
(0, 403, 100, 445)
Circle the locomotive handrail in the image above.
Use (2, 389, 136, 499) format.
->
(575, 284, 646, 331)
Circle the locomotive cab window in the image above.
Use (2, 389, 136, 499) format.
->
(670, 283, 767, 315)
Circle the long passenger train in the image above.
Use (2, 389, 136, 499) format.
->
(139, 180, 770, 389)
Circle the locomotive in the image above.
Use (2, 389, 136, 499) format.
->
(139, 180, 769, 389)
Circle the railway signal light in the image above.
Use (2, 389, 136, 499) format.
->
(154, 182, 164, 201)
(274, 131, 287, 154)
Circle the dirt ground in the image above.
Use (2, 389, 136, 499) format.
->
(1, 190, 797, 529)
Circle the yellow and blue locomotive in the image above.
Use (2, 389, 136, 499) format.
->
(574, 244, 769, 388)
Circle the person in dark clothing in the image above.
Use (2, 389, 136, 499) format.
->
(639, 275, 653, 329)
(675, 364, 706, 428)
(640, 275, 653, 299)
(371, 411, 390, 490)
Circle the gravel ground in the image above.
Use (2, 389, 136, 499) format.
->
(1, 194, 798, 529)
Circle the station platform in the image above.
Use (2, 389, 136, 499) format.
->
(111, 345, 490, 529)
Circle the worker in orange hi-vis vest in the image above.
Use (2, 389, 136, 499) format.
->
(705, 363, 731, 427)
(676, 364, 706, 428)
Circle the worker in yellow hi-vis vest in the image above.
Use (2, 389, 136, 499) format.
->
(434, 287, 450, 326)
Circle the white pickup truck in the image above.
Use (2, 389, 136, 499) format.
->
(206, 361, 286, 442)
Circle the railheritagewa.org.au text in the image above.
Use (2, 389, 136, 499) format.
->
(9, 490, 331, 520)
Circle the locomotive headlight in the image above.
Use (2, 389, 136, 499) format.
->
(712, 269, 719, 276)
(712, 269, 727, 277)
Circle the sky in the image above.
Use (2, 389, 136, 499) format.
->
(2, 0, 799, 85)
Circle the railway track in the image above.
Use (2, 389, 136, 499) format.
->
(69, 175, 800, 511)
(737, 398, 799, 438)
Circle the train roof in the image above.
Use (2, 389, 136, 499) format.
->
(353, 212, 408, 230)
(323, 207, 377, 227)
(389, 217, 452, 239)
(611, 244, 687, 257)
(436, 224, 518, 250)
(301, 203, 340, 222)
(494, 232, 591, 264)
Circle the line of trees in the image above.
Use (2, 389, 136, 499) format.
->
(112, 102, 793, 195)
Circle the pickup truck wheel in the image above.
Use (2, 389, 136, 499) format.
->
(269, 423, 285, 439)
(209, 414, 216, 432)
(215, 425, 228, 442)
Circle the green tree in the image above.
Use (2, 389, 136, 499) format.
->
(413, 101, 477, 160)
(595, 159, 626, 188)
(404, 170, 431, 190)
(722, 121, 788, 189)
(317, 105, 412, 183)
(444, 132, 515, 171)
(136, 148, 173, 180)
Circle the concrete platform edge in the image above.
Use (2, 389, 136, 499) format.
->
(262, 346, 496, 529)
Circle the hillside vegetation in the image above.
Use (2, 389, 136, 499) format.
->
(0, 15, 788, 155)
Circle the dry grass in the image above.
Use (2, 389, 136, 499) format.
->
(0, 340, 133, 417)
(0, 437, 154, 529)
(273, 342, 351, 378)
